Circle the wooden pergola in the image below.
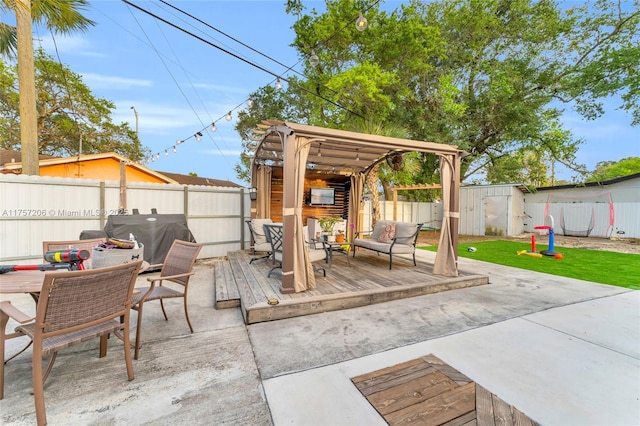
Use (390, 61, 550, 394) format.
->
(250, 121, 468, 294)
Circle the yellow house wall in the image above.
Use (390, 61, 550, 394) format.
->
(39, 158, 167, 183)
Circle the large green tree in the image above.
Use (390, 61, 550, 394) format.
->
(586, 157, 640, 182)
(0, 50, 148, 160)
(1, 0, 94, 174)
(236, 0, 639, 187)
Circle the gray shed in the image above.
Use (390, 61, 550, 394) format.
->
(459, 184, 530, 237)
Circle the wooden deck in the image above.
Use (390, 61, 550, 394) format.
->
(214, 250, 489, 324)
(352, 354, 539, 425)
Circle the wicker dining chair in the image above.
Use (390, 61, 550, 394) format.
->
(42, 238, 107, 270)
(0, 260, 142, 426)
(130, 240, 202, 360)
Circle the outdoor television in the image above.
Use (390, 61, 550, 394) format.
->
(309, 187, 335, 206)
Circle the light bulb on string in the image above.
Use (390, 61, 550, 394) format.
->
(309, 50, 319, 66)
(317, 143, 322, 157)
(195, 132, 202, 142)
(173, 146, 177, 153)
(211, 122, 217, 132)
(164, 149, 168, 157)
(356, 12, 368, 31)
(225, 111, 232, 121)
(276, 78, 283, 90)
(176, 139, 183, 145)
(247, 96, 254, 107)
(356, 148, 360, 161)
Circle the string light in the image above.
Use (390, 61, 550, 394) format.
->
(309, 50, 319, 66)
(144, 109, 235, 164)
(317, 143, 322, 157)
(356, 12, 368, 31)
(356, 148, 360, 161)
(137, 1, 379, 166)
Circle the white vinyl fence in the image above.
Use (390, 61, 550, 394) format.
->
(4, 175, 635, 266)
(0, 174, 251, 265)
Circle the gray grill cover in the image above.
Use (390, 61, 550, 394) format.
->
(103, 214, 196, 265)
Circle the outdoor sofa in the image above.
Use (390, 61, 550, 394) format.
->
(352, 220, 422, 270)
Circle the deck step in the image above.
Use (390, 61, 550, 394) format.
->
(213, 259, 240, 309)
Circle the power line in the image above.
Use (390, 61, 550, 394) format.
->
(158, 0, 306, 80)
(123, 2, 230, 164)
(120, 0, 363, 118)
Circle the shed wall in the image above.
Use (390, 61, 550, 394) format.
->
(523, 176, 640, 238)
(458, 185, 526, 237)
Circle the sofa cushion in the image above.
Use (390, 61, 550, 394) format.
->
(389, 243, 415, 254)
(377, 223, 396, 243)
(354, 239, 391, 253)
(371, 220, 394, 241)
(251, 218, 272, 245)
(394, 222, 418, 245)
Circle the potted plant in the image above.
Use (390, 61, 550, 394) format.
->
(318, 215, 342, 242)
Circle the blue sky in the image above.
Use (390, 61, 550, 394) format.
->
(31, 0, 639, 185)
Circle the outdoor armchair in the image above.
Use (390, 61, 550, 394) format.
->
(0, 260, 142, 426)
(263, 223, 284, 278)
(303, 225, 328, 276)
(246, 219, 273, 264)
(130, 239, 202, 360)
(264, 224, 327, 278)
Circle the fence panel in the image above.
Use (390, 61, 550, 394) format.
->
(0, 175, 247, 264)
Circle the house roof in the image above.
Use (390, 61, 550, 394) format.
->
(157, 171, 243, 188)
(0, 150, 56, 169)
(251, 120, 468, 176)
(1, 151, 178, 183)
(1, 149, 243, 187)
(536, 172, 640, 191)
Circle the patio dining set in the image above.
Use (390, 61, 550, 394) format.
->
(0, 238, 202, 426)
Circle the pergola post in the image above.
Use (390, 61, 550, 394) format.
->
(280, 130, 296, 294)
(450, 154, 461, 262)
(392, 188, 398, 221)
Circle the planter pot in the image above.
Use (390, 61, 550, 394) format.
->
(327, 235, 336, 243)
(335, 234, 345, 243)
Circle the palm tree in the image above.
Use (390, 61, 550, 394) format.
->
(1, 0, 94, 175)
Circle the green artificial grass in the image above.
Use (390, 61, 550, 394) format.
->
(421, 240, 640, 290)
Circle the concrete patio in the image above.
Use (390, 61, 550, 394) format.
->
(1, 250, 638, 425)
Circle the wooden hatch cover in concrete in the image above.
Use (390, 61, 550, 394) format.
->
(351, 354, 539, 426)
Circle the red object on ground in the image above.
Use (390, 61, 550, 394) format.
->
(531, 234, 536, 253)
(534, 225, 551, 230)
(555, 253, 563, 260)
